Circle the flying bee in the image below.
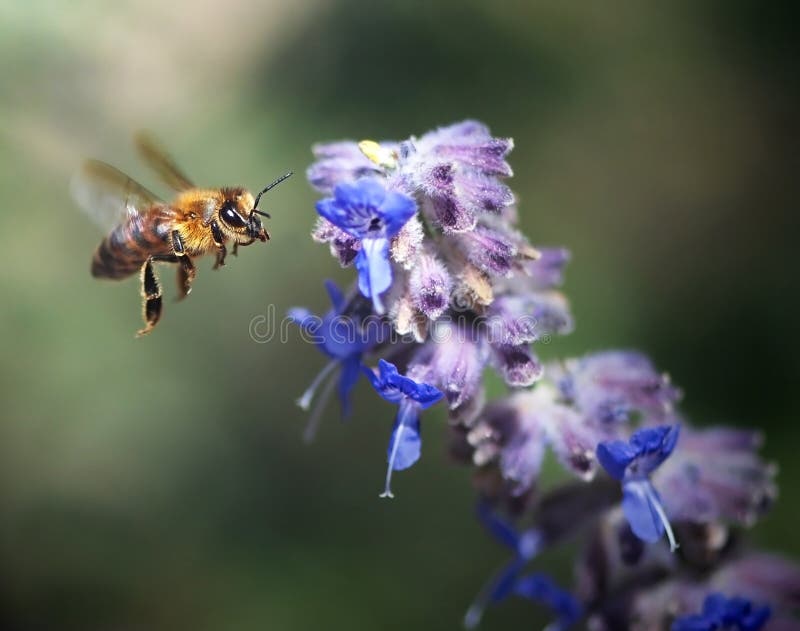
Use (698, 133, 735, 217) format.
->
(71, 132, 292, 336)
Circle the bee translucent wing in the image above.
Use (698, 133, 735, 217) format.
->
(71, 160, 162, 231)
(135, 131, 195, 192)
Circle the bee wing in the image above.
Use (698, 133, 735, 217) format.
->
(71, 160, 162, 231)
(134, 131, 195, 192)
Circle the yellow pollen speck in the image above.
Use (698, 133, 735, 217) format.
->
(358, 140, 398, 168)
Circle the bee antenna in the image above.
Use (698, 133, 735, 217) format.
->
(253, 171, 293, 210)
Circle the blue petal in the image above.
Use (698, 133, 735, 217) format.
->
(476, 502, 521, 552)
(287, 307, 317, 332)
(357, 238, 392, 313)
(513, 573, 582, 629)
(387, 402, 421, 471)
(324, 279, 346, 313)
(379, 190, 418, 237)
(320, 316, 356, 359)
(377, 358, 400, 381)
(488, 558, 526, 603)
(315, 198, 347, 229)
(630, 424, 681, 475)
(702, 592, 729, 619)
(364, 360, 444, 410)
(596, 439, 639, 481)
(622, 479, 665, 543)
(740, 606, 771, 631)
(363, 361, 405, 404)
(337, 355, 361, 417)
(673, 594, 771, 631)
(671, 615, 716, 631)
(336, 178, 387, 210)
(407, 382, 444, 408)
(316, 180, 390, 238)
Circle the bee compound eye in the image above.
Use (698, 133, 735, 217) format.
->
(221, 206, 247, 229)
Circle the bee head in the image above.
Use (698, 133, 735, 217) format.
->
(216, 172, 292, 244)
(216, 189, 267, 243)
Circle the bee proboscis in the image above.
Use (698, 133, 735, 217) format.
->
(72, 132, 292, 336)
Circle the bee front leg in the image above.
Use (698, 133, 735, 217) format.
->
(137, 257, 163, 337)
(210, 221, 227, 270)
(170, 230, 196, 300)
(232, 237, 255, 257)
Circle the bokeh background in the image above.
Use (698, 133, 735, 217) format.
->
(0, 1, 797, 629)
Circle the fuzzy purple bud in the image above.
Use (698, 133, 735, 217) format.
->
(490, 343, 543, 387)
(414, 120, 514, 177)
(457, 226, 517, 277)
(408, 251, 453, 320)
(555, 351, 680, 426)
(656, 427, 777, 527)
(411, 319, 488, 410)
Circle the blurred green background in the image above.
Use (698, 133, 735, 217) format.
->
(0, 1, 797, 629)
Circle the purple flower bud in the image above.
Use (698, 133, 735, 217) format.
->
(422, 189, 477, 233)
(656, 427, 777, 527)
(410, 320, 488, 410)
(710, 554, 800, 613)
(627, 554, 800, 631)
(457, 170, 515, 214)
(390, 215, 425, 270)
(555, 351, 680, 426)
(456, 226, 517, 277)
(307, 141, 384, 193)
(408, 251, 452, 320)
(523, 247, 571, 289)
(312, 218, 360, 266)
(470, 386, 605, 495)
(415, 120, 514, 177)
(486, 292, 573, 346)
(490, 343, 543, 387)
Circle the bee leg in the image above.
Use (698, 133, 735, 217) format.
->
(137, 257, 162, 337)
(175, 256, 196, 301)
(169, 231, 196, 300)
(232, 237, 256, 257)
(210, 221, 227, 270)
(213, 246, 227, 270)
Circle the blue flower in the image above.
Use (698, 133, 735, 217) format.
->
(597, 425, 681, 551)
(362, 359, 443, 497)
(464, 503, 543, 629)
(289, 280, 387, 441)
(316, 179, 417, 313)
(671, 593, 771, 631)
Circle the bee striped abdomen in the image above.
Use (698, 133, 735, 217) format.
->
(91, 214, 171, 279)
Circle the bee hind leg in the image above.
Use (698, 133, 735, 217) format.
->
(137, 257, 163, 337)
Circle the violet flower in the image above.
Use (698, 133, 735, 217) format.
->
(597, 425, 681, 551)
(363, 359, 443, 498)
(289, 280, 387, 441)
(316, 179, 416, 313)
(293, 119, 799, 629)
(671, 593, 771, 631)
(464, 503, 544, 628)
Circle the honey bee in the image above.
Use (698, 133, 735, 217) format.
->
(72, 132, 292, 336)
